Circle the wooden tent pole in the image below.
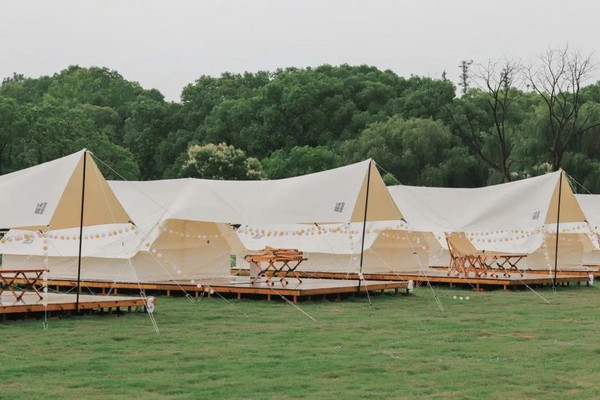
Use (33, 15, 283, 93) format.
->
(553, 171, 563, 289)
(75, 151, 87, 312)
(357, 160, 372, 293)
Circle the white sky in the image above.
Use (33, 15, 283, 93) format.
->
(1, 0, 598, 102)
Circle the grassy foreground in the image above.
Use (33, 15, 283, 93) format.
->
(1, 285, 599, 399)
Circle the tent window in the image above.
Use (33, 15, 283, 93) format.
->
(532, 211, 540, 220)
(334, 202, 345, 213)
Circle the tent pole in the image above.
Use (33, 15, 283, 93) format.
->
(75, 151, 88, 313)
(553, 171, 563, 289)
(357, 161, 372, 293)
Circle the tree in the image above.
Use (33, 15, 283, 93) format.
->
(473, 59, 524, 182)
(525, 47, 600, 171)
(340, 116, 485, 187)
(177, 143, 264, 180)
(393, 76, 456, 120)
(187, 65, 426, 158)
(157, 129, 196, 179)
(0, 97, 24, 173)
(0, 100, 138, 178)
(1, 72, 25, 85)
(561, 152, 600, 193)
(261, 146, 342, 179)
(46, 66, 162, 110)
(442, 59, 532, 183)
(123, 98, 172, 179)
(458, 60, 473, 95)
(180, 71, 272, 131)
(0, 74, 53, 104)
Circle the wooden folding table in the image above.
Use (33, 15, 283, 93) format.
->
(0, 269, 46, 301)
(245, 248, 307, 286)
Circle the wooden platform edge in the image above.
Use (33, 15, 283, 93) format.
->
(236, 269, 594, 291)
(41, 277, 410, 303)
(0, 297, 147, 315)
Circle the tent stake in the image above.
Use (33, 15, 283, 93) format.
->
(75, 151, 88, 312)
(553, 171, 563, 289)
(357, 161, 372, 293)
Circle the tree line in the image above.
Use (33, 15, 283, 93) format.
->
(1, 47, 599, 192)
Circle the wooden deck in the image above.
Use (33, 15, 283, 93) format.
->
(0, 292, 148, 317)
(402, 269, 591, 290)
(265, 268, 594, 291)
(45, 276, 409, 303)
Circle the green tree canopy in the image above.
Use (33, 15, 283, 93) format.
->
(177, 143, 264, 180)
(341, 116, 485, 186)
(261, 145, 342, 179)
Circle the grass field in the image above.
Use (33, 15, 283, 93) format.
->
(1, 285, 599, 399)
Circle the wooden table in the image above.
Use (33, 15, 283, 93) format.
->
(0, 269, 46, 301)
(245, 248, 307, 286)
(484, 254, 526, 278)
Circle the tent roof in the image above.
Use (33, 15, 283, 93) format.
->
(109, 159, 402, 225)
(575, 194, 600, 230)
(0, 150, 131, 230)
(389, 170, 585, 232)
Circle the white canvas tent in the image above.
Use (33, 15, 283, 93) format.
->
(110, 159, 404, 281)
(0, 150, 134, 309)
(574, 194, 600, 267)
(107, 179, 245, 282)
(120, 159, 404, 279)
(231, 159, 432, 276)
(128, 159, 405, 280)
(388, 170, 595, 272)
(1, 178, 244, 282)
(2, 158, 406, 282)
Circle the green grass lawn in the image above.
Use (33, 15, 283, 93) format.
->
(1, 285, 599, 399)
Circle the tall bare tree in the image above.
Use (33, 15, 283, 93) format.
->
(458, 59, 473, 95)
(443, 58, 523, 182)
(473, 59, 523, 182)
(526, 47, 600, 171)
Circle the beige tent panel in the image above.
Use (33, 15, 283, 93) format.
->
(545, 173, 587, 224)
(350, 161, 403, 222)
(50, 153, 131, 229)
(153, 219, 242, 254)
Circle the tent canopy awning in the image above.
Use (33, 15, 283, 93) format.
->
(575, 194, 600, 231)
(388, 170, 586, 233)
(109, 159, 402, 225)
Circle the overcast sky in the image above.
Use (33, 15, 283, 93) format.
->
(2, 0, 598, 102)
